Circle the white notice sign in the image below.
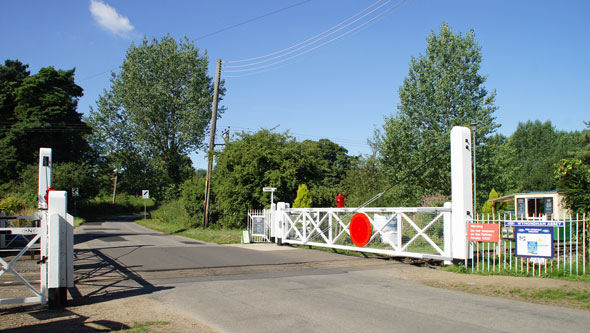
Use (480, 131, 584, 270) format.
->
(142, 190, 149, 200)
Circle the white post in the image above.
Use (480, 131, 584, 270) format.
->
(38, 148, 52, 210)
(451, 126, 473, 262)
(276, 202, 289, 245)
(443, 201, 452, 265)
(47, 190, 70, 307)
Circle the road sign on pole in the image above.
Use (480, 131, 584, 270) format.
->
(142, 190, 149, 219)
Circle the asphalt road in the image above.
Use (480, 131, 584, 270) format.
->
(75, 218, 590, 332)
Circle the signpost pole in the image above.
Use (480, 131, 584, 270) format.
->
(142, 190, 149, 219)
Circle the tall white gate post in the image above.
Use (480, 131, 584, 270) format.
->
(47, 190, 74, 307)
(274, 202, 289, 245)
(450, 126, 473, 262)
(38, 148, 52, 210)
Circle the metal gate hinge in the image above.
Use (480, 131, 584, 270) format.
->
(37, 256, 47, 265)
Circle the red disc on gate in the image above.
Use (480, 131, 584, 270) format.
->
(350, 213, 372, 247)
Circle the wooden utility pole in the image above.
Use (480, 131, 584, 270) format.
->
(204, 59, 222, 229)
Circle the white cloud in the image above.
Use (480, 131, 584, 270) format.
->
(89, 0, 134, 38)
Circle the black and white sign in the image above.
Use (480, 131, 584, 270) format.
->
(252, 217, 265, 236)
(142, 190, 150, 200)
(72, 187, 79, 197)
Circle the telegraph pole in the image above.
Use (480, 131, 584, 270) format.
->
(204, 59, 222, 229)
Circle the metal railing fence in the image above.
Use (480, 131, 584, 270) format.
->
(468, 213, 588, 276)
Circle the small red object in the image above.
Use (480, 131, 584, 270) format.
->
(336, 193, 345, 208)
(44, 186, 55, 209)
(349, 212, 372, 247)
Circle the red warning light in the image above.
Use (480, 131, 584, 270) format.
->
(349, 212, 372, 247)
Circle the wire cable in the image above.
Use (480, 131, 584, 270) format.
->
(224, 0, 389, 66)
(222, 0, 408, 74)
(356, 138, 451, 210)
(195, 0, 314, 41)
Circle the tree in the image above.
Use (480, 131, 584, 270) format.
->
(505, 120, 573, 192)
(375, 22, 498, 205)
(555, 158, 590, 214)
(554, 121, 590, 214)
(481, 188, 499, 216)
(181, 173, 206, 228)
(88, 35, 220, 198)
(293, 184, 312, 208)
(212, 129, 353, 228)
(0, 60, 90, 183)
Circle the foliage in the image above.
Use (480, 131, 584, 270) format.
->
(181, 174, 206, 228)
(0, 196, 27, 215)
(420, 193, 449, 207)
(340, 154, 389, 207)
(481, 188, 499, 215)
(88, 35, 220, 199)
(554, 158, 590, 214)
(79, 193, 154, 218)
(150, 199, 191, 226)
(293, 184, 312, 208)
(375, 22, 498, 206)
(136, 217, 242, 243)
(211, 129, 353, 228)
(0, 59, 91, 183)
(506, 121, 563, 192)
(52, 161, 99, 206)
(476, 133, 511, 209)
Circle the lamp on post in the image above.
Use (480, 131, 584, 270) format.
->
(470, 122, 478, 218)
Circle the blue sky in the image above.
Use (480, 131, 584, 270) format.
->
(2, 0, 588, 170)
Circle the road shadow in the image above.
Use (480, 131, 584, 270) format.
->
(68, 247, 173, 306)
(0, 303, 131, 332)
(0, 246, 172, 331)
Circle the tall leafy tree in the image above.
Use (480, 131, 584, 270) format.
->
(555, 121, 590, 214)
(0, 60, 89, 183)
(505, 120, 577, 192)
(375, 22, 498, 205)
(88, 35, 220, 198)
(212, 129, 352, 228)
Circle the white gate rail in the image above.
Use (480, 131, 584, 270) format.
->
(277, 206, 452, 261)
(0, 225, 45, 305)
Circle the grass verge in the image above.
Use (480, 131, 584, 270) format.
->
(136, 218, 242, 244)
(122, 321, 170, 333)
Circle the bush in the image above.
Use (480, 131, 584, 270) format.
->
(151, 199, 193, 227)
(79, 193, 154, 218)
(0, 196, 27, 215)
(181, 175, 205, 228)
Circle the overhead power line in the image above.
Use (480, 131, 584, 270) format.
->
(224, 0, 389, 65)
(222, 0, 409, 76)
(195, 0, 314, 41)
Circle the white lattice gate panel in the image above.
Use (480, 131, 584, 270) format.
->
(278, 206, 451, 261)
(248, 209, 271, 242)
(0, 218, 46, 305)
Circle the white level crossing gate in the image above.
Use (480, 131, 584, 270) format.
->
(263, 127, 474, 263)
(277, 206, 452, 261)
(0, 148, 74, 306)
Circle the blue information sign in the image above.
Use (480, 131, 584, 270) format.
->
(505, 220, 564, 227)
(515, 226, 554, 258)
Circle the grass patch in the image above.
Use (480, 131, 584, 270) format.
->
(508, 288, 590, 309)
(441, 261, 590, 282)
(122, 321, 170, 332)
(136, 218, 242, 244)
